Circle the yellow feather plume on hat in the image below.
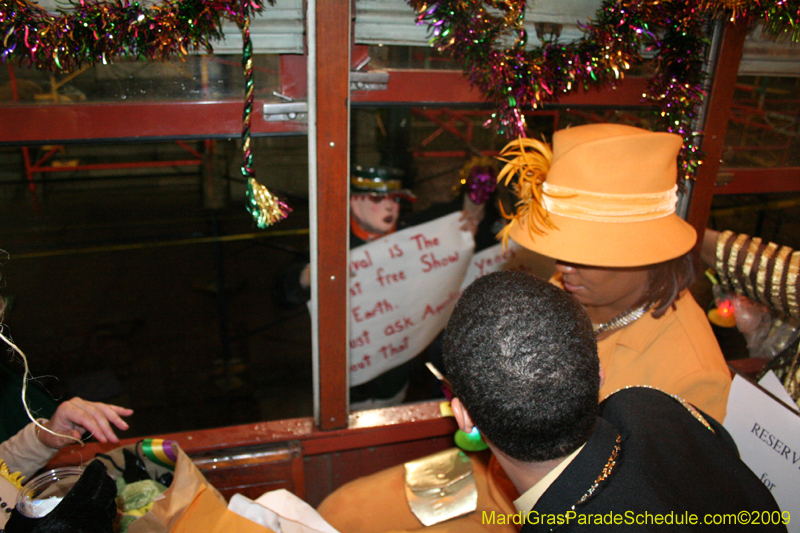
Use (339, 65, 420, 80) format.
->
(496, 137, 561, 248)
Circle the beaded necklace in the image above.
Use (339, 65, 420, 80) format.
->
(592, 303, 652, 335)
(574, 435, 621, 506)
(545, 436, 621, 532)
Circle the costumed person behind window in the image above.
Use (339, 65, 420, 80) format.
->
(317, 123, 732, 533)
(274, 165, 487, 410)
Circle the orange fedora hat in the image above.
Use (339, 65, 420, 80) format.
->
(500, 123, 697, 267)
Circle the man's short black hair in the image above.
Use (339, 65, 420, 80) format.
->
(443, 270, 600, 463)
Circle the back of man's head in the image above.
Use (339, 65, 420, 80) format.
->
(443, 270, 599, 463)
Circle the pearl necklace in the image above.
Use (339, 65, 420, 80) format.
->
(592, 303, 651, 335)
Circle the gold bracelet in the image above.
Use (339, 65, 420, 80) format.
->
(741, 236, 763, 300)
(787, 250, 799, 319)
(771, 245, 793, 316)
(756, 242, 778, 307)
(727, 233, 750, 296)
(716, 230, 736, 289)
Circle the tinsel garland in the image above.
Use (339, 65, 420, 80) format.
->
(700, 0, 800, 41)
(757, 0, 800, 42)
(408, 0, 799, 179)
(0, 0, 268, 72)
(408, 0, 708, 178)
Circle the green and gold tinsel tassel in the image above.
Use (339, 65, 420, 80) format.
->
(240, 10, 291, 228)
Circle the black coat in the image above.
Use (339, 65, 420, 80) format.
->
(522, 388, 787, 532)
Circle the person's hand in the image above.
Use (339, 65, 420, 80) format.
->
(37, 397, 133, 449)
(299, 263, 312, 289)
(459, 196, 485, 236)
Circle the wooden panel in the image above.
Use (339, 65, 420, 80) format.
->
(728, 358, 770, 379)
(303, 454, 334, 508)
(49, 401, 455, 461)
(314, 0, 350, 430)
(48, 401, 458, 505)
(192, 440, 305, 501)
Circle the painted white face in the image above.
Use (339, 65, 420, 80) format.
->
(350, 194, 401, 235)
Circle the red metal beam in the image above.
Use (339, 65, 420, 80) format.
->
(21, 146, 39, 212)
(354, 70, 653, 107)
(414, 109, 476, 147)
(0, 69, 654, 145)
(0, 100, 306, 144)
(714, 167, 800, 195)
(688, 21, 748, 234)
(281, 55, 654, 108)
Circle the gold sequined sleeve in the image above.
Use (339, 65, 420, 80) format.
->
(715, 230, 799, 320)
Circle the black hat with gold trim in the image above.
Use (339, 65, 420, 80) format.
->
(350, 165, 417, 201)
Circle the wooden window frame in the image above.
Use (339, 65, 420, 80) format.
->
(0, 14, 747, 433)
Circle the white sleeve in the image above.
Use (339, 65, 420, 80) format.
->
(0, 421, 59, 480)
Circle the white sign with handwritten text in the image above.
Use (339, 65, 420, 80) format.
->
(460, 240, 551, 292)
(348, 213, 551, 387)
(348, 212, 473, 386)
